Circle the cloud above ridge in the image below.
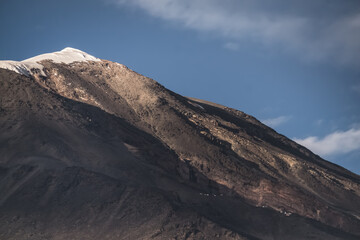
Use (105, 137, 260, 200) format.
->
(114, 0, 360, 66)
(293, 127, 360, 156)
(262, 116, 291, 128)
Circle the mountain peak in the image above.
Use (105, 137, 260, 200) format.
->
(23, 47, 100, 65)
(1, 48, 360, 239)
(61, 47, 84, 52)
(0, 47, 100, 76)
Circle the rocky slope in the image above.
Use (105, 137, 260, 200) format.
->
(0, 48, 359, 239)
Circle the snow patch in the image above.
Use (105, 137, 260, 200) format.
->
(188, 101, 205, 111)
(0, 47, 100, 76)
(194, 103, 205, 110)
(24, 47, 100, 64)
(0, 61, 44, 76)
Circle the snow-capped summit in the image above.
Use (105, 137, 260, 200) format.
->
(0, 47, 100, 76)
(24, 47, 100, 64)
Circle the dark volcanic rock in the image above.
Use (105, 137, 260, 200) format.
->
(0, 51, 359, 239)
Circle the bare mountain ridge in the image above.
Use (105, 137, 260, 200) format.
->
(0, 48, 359, 239)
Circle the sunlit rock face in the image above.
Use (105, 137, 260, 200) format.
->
(0, 48, 359, 240)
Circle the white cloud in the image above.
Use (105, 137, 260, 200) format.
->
(113, 0, 360, 66)
(293, 128, 360, 156)
(261, 116, 291, 128)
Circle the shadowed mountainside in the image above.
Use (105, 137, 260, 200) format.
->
(0, 53, 360, 239)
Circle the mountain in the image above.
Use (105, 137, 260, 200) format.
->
(0, 48, 359, 240)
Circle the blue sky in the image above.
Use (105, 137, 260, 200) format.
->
(1, 0, 360, 173)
